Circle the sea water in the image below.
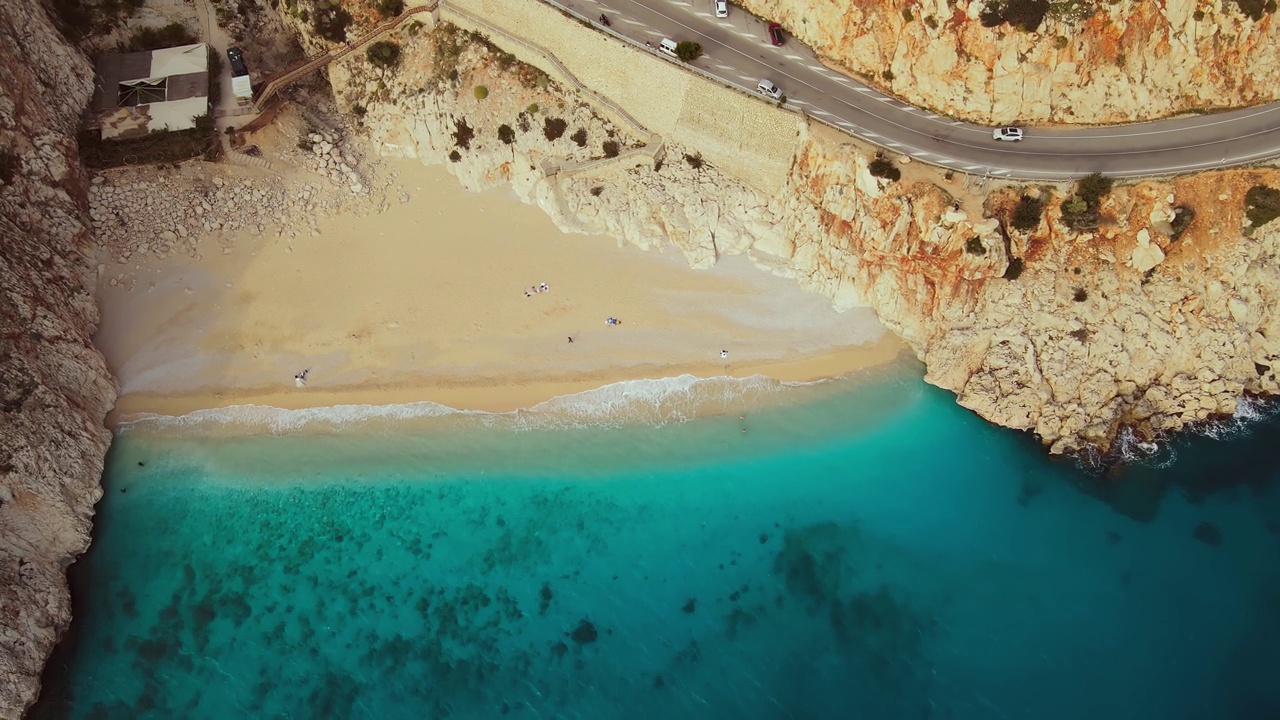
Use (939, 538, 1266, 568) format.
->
(32, 361, 1280, 719)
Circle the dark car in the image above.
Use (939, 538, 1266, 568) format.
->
(767, 22, 784, 46)
(227, 46, 249, 78)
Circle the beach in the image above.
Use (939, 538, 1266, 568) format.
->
(96, 158, 901, 424)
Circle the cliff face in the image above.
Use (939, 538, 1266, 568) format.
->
(331, 22, 1279, 455)
(0, 0, 116, 716)
(738, 0, 1280, 124)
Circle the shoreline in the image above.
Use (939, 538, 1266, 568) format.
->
(107, 339, 909, 428)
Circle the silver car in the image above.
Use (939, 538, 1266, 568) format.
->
(757, 79, 783, 100)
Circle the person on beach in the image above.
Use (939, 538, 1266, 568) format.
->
(568, 336, 574, 343)
(539, 282, 549, 293)
(720, 350, 728, 359)
(294, 368, 310, 387)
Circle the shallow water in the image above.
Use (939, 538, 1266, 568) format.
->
(33, 362, 1280, 719)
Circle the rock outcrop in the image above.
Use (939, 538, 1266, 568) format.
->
(336, 21, 1280, 455)
(738, 0, 1280, 124)
(0, 1, 116, 716)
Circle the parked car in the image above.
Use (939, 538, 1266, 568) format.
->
(992, 126, 1024, 142)
(756, 78, 783, 100)
(227, 46, 249, 77)
(658, 38, 680, 58)
(715, 0, 729, 17)
(767, 22, 785, 46)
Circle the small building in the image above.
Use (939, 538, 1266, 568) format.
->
(91, 43, 210, 140)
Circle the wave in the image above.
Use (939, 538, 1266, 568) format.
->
(116, 374, 828, 436)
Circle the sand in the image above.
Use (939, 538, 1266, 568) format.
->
(97, 159, 902, 424)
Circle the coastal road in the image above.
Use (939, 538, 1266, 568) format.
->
(547, 0, 1280, 180)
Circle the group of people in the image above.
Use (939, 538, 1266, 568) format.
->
(524, 282, 551, 298)
(294, 368, 310, 387)
(605, 317, 623, 326)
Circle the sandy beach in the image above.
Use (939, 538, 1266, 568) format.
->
(96, 159, 902, 424)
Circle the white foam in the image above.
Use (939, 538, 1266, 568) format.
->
(117, 374, 823, 436)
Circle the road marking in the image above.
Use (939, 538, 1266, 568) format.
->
(694, 11, 711, 16)
(789, 99, 810, 106)
(785, 54, 804, 60)
(621, 18, 646, 25)
(713, 63, 732, 70)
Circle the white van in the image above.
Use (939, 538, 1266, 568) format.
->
(658, 38, 679, 58)
(756, 79, 783, 100)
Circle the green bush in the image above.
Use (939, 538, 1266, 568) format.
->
(674, 41, 702, 62)
(980, 0, 1050, 31)
(1192, 8, 1206, 19)
(367, 41, 401, 69)
(374, 0, 404, 18)
(119, 22, 197, 52)
(1075, 172, 1113, 207)
(312, 5, 353, 42)
(570, 128, 587, 147)
(1011, 194, 1045, 231)
(1073, 288, 1088, 302)
(868, 157, 901, 182)
(449, 150, 461, 162)
(543, 117, 567, 141)
(473, 85, 488, 100)
(602, 140, 620, 158)
(498, 124, 515, 145)
(1245, 185, 1280, 227)
(590, 186, 604, 197)
(526, 103, 539, 114)
(965, 236, 985, 255)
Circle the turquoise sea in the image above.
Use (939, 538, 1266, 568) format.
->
(32, 360, 1280, 719)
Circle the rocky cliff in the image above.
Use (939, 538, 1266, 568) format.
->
(330, 20, 1279, 456)
(0, 0, 116, 716)
(738, 0, 1280, 124)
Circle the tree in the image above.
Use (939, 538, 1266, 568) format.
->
(312, 5, 352, 42)
(868, 157, 901, 182)
(367, 41, 401, 70)
(1011, 195, 1045, 231)
(675, 41, 703, 62)
(374, 0, 404, 18)
(1075, 172, 1113, 207)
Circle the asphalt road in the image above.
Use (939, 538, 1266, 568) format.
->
(549, 0, 1280, 180)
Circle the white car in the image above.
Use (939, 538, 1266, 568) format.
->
(756, 78, 783, 100)
(715, 0, 729, 17)
(993, 126, 1024, 142)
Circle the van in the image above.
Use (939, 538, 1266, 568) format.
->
(658, 38, 679, 58)
(756, 79, 783, 100)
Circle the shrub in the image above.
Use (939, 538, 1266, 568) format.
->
(498, 124, 515, 145)
(654, 158, 664, 172)
(120, 22, 197, 52)
(1192, 8, 1206, 19)
(1245, 185, 1280, 227)
(52, 0, 94, 40)
(543, 117, 567, 141)
(1060, 194, 1096, 230)
(1075, 172, 1113, 207)
(1004, 256, 1025, 280)
(1073, 288, 1088, 302)
(367, 41, 401, 70)
(881, 69, 895, 82)
(1233, 0, 1276, 20)
(526, 103, 539, 114)
(473, 85, 488, 100)
(980, 0, 1050, 31)
(924, 15, 939, 29)
(1068, 328, 1090, 342)
(312, 5, 353, 42)
(868, 157, 901, 182)
(965, 236, 985, 255)
(1011, 194, 1045, 231)
(517, 113, 531, 133)
(374, 0, 403, 18)
(449, 150, 461, 163)
(0, 150, 17, 185)
(902, 7, 914, 21)
(684, 152, 704, 169)
(453, 118, 474, 149)
(590, 186, 603, 196)
(602, 140, 620, 158)
(351, 104, 367, 117)
(674, 41, 703, 62)
(570, 128, 587, 147)
(1054, 35, 1069, 49)
(1169, 205, 1195, 240)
